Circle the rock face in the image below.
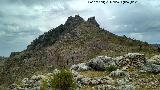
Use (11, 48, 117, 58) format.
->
(87, 16, 100, 27)
(65, 15, 84, 28)
(116, 53, 146, 68)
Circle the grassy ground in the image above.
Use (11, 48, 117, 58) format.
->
(80, 71, 108, 78)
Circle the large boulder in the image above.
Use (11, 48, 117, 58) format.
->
(87, 57, 105, 71)
(115, 53, 146, 68)
(87, 56, 115, 71)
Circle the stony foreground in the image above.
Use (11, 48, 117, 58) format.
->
(10, 53, 160, 90)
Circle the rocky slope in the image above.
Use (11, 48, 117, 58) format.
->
(11, 53, 160, 90)
(0, 56, 7, 74)
(0, 15, 159, 87)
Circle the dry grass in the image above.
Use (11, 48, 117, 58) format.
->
(81, 85, 95, 90)
(80, 71, 107, 78)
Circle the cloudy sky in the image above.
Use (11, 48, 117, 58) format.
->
(0, 0, 160, 56)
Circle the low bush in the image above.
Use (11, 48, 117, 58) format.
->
(50, 69, 76, 90)
(105, 65, 118, 72)
(40, 69, 76, 90)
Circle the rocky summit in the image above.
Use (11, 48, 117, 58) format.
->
(0, 15, 160, 89)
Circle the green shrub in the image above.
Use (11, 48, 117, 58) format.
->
(105, 65, 118, 72)
(50, 69, 76, 90)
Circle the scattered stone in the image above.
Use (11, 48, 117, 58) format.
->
(70, 63, 91, 71)
(71, 70, 79, 77)
(76, 75, 113, 86)
(21, 78, 29, 85)
(118, 84, 135, 90)
(109, 69, 129, 78)
(91, 79, 99, 85)
(11, 74, 47, 90)
(94, 84, 117, 90)
(9, 83, 18, 89)
(53, 69, 60, 74)
(80, 77, 91, 85)
(117, 78, 130, 85)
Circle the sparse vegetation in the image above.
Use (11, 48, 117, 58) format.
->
(105, 65, 118, 72)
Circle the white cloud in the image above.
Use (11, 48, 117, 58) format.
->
(128, 33, 144, 40)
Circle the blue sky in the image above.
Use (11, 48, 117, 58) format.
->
(0, 0, 160, 56)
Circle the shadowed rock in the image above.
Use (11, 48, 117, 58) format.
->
(87, 16, 99, 27)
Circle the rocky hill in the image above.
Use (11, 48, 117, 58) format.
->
(0, 15, 159, 88)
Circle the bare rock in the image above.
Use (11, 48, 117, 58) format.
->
(70, 63, 91, 71)
(109, 69, 129, 78)
(115, 53, 146, 68)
